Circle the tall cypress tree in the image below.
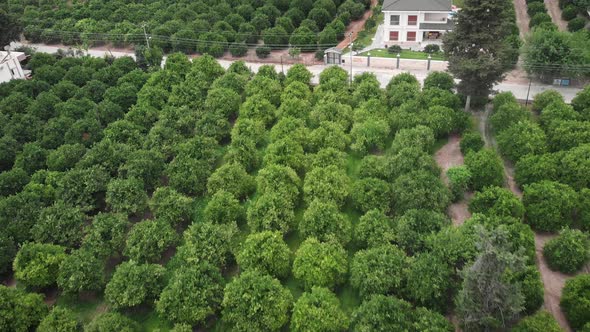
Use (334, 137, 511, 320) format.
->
(443, 0, 514, 109)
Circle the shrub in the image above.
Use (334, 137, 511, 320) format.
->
(468, 186, 525, 219)
(529, 12, 552, 27)
(204, 190, 244, 224)
(460, 131, 484, 154)
(387, 45, 402, 53)
(256, 46, 271, 58)
(561, 5, 578, 21)
(464, 149, 504, 191)
(561, 274, 590, 329)
(447, 166, 471, 202)
(13, 242, 66, 288)
(350, 245, 409, 299)
(106, 177, 148, 216)
(229, 42, 248, 57)
(85, 312, 139, 332)
(568, 17, 587, 31)
(424, 71, 455, 91)
(543, 228, 589, 274)
(424, 44, 440, 54)
(492, 92, 517, 112)
(236, 231, 291, 278)
(207, 163, 256, 200)
(532, 90, 564, 112)
(38, 306, 80, 332)
(527, 2, 547, 17)
(300, 199, 352, 245)
(247, 193, 295, 235)
(124, 220, 176, 263)
(351, 177, 392, 213)
(523, 180, 577, 232)
(355, 209, 395, 248)
(291, 287, 349, 332)
(105, 261, 166, 309)
(512, 311, 562, 332)
(293, 237, 348, 290)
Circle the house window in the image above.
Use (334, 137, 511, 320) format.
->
(408, 15, 418, 25)
(389, 31, 399, 41)
(390, 15, 400, 25)
(407, 31, 416, 41)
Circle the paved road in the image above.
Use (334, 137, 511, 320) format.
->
(12, 42, 582, 103)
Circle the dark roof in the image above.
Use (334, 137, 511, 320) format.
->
(420, 20, 455, 30)
(382, 0, 451, 12)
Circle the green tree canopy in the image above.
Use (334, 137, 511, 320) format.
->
(13, 242, 66, 288)
(350, 245, 409, 299)
(105, 260, 166, 310)
(291, 287, 349, 332)
(57, 249, 105, 295)
(236, 231, 291, 279)
(292, 237, 348, 290)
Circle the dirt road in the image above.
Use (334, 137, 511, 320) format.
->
(545, 0, 568, 31)
(434, 134, 472, 226)
(513, 0, 531, 38)
(336, 0, 379, 49)
(474, 106, 573, 331)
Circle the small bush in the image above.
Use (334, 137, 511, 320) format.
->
(447, 166, 471, 202)
(423, 44, 440, 54)
(561, 274, 590, 329)
(315, 49, 325, 61)
(529, 13, 552, 27)
(256, 46, 271, 58)
(527, 2, 547, 17)
(561, 5, 578, 21)
(512, 311, 562, 332)
(568, 17, 587, 32)
(387, 45, 402, 54)
(229, 42, 248, 57)
(460, 132, 484, 154)
(543, 228, 589, 274)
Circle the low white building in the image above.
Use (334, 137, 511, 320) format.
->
(382, 0, 455, 46)
(0, 51, 27, 84)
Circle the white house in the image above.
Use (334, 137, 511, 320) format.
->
(0, 51, 27, 84)
(382, 0, 455, 45)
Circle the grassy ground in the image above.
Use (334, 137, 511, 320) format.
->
(358, 48, 446, 61)
(453, 0, 465, 8)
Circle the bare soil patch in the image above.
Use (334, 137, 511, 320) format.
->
(513, 0, 531, 38)
(534, 233, 572, 332)
(545, 0, 568, 31)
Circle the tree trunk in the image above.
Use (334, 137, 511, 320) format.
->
(464, 95, 471, 112)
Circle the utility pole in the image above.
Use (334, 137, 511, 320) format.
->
(349, 32, 353, 85)
(142, 23, 150, 48)
(525, 75, 532, 106)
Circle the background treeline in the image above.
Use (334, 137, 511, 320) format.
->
(4, 0, 372, 57)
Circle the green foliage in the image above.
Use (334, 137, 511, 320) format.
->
(124, 220, 176, 263)
(391, 125, 435, 154)
(85, 312, 139, 332)
(291, 287, 349, 332)
(247, 193, 295, 235)
(166, 156, 211, 196)
(293, 237, 348, 289)
(355, 209, 395, 248)
(118, 149, 165, 190)
(464, 149, 505, 191)
(523, 180, 577, 231)
(514, 153, 558, 188)
(81, 213, 129, 259)
(308, 121, 350, 152)
(395, 209, 451, 255)
(0, 168, 29, 197)
(447, 166, 472, 201)
(391, 170, 450, 213)
(32, 201, 86, 248)
(58, 166, 110, 212)
(149, 187, 193, 225)
(512, 265, 545, 315)
(532, 90, 564, 112)
(0, 285, 47, 332)
(490, 103, 530, 133)
(106, 177, 148, 215)
(350, 245, 409, 299)
(47, 144, 86, 172)
(468, 186, 524, 219)
(157, 264, 224, 326)
(300, 199, 352, 245)
(263, 138, 306, 173)
(349, 295, 412, 331)
(512, 311, 562, 332)
(105, 260, 165, 310)
(222, 270, 292, 331)
(236, 231, 291, 278)
(455, 226, 526, 331)
(257, 164, 301, 205)
(207, 163, 255, 200)
(57, 249, 105, 295)
(174, 222, 238, 269)
(13, 242, 66, 288)
(426, 225, 477, 269)
(497, 121, 548, 162)
(303, 165, 350, 207)
(405, 252, 453, 312)
(37, 306, 80, 332)
(349, 119, 390, 155)
(543, 228, 589, 274)
(561, 274, 590, 329)
(285, 64, 313, 85)
(580, 188, 590, 231)
(0, 231, 16, 275)
(351, 177, 392, 213)
(560, 144, 590, 190)
(203, 190, 244, 225)
(424, 71, 455, 91)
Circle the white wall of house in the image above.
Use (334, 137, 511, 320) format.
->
(0, 51, 26, 84)
(382, 11, 449, 44)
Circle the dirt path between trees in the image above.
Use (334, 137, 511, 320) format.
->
(513, 0, 531, 38)
(434, 134, 472, 226)
(545, 0, 568, 31)
(336, 0, 379, 49)
(474, 106, 572, 331)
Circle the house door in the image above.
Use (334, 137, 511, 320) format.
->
(407, 31, 416, 41)
(389, 31, 399, 41)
